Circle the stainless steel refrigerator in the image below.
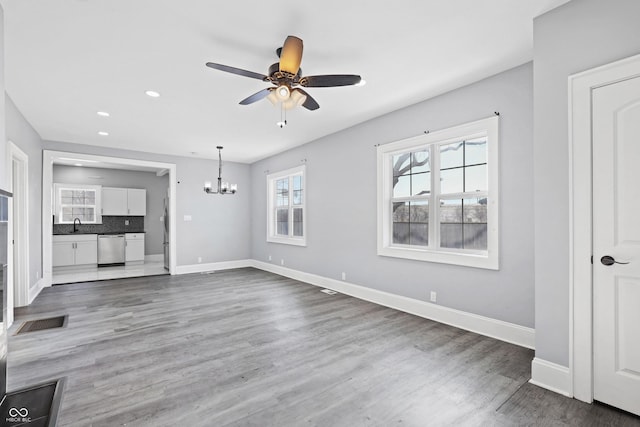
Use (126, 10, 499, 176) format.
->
(163, 188, 169, 270)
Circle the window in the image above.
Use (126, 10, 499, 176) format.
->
(267, 165, 306, 246)
(377, 116, 499, 269)
(53, 183, 102, 224)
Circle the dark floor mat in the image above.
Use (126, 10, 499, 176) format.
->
(1, 379, 64, 426)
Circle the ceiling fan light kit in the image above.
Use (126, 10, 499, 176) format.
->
(205, 35, 363, 117)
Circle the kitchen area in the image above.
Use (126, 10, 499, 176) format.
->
(51, 162, 170, 284)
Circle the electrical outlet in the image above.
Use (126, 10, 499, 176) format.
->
(268, 255, 272, 261)
(341, 272, 346, 281)
(280, 259, 284, 266)
(430, 291, 437, 303)
(197, 257, 202, 263)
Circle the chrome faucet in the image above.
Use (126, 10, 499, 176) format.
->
(73, 217, 81, 233)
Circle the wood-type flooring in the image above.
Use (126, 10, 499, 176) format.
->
(7, 268, 640, 426)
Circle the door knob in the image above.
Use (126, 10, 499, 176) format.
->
(600, 255, 630, 266)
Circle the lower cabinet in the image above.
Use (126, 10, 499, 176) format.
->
(52, 234, 98, 267)
(125, 233, 145, 263)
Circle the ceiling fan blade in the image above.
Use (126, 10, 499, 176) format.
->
(279, 36, 303, 75)
(300, 74, 362, 87)
(206, 62, 268, 81)
(239, 88, 273, 105)
(295, 88, 319, 111)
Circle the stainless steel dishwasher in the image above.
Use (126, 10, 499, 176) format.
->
(97, 234, 125, 266)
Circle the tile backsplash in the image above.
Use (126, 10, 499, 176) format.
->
(53, 216, 144, 234)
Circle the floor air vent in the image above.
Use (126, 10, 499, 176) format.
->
(320, 289, 338, 295)
(16, 316, 67, 335)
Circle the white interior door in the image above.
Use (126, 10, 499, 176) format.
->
(592, 75, 640, 416)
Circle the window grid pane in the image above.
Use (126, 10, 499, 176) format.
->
(293, 207, 303, 236)
(440, 139, 488, 195)
(439, 198, 487, 250)
(393, 149, 431, 198)
(276, 208, 289, 236)
(392, 201, 428, 246)
(276, 178, 289, 207)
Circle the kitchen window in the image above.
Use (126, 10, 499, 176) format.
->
(54, 183, 102, 224)
(377, 116, 499, 269)
(267, 165, 306, 246)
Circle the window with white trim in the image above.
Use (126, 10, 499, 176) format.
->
(377, 116, 499, 269)
(53, 183, 102, 224)
(267, 165, 306, 246)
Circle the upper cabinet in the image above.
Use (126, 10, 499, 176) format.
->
(101, 187, 127, 215)
(127, 188, 146, 215)
(102, 187, 146, 216)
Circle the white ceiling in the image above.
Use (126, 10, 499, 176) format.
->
(2, 0, 569, 164)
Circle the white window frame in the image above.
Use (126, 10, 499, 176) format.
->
(53, 183, 103, 224)
(377, 116, 499, 269)
(266, 165, 306, 246)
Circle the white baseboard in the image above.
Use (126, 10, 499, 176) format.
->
(145, 254, 164, 262)
(530, 357, 572, 397)
(175, 259, 252, 275)
(250, 260, 535, 349)
(28, 278, 47, 305)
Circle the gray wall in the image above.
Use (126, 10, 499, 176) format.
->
(43, 140, 252, 266)
(533, 0, 640, 366)
(251, 63, 535, 328)
(52, 165, 169, 255)
(6, 96, 43, 291)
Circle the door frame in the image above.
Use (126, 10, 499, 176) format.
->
(7, 141, 30, 314)
(41, 150, 178, 293)
(569, 52, 640, 403)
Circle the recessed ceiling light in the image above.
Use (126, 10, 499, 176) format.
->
(98, 131, 109, 136)
(97, 111, 110, 117)
(145, 90, 160, 98)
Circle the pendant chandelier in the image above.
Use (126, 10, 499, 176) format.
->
(203, 146, 237, 195)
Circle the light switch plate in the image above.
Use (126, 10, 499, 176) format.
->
(184, 215, 192, 221)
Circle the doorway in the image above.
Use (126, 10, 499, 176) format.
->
(40, 151, 178, 291)
(569, 53, 640, 416)
(7, 142, 30, 319)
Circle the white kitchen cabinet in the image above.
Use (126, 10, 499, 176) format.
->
(52, 234, 98, 267)
(127, 189, 146, 215)
(52, 242, 75, 267)
(75, 240, 99, 265)
(125, 233, 145, 263)
(102, 187, 127, 215)
(102, 187, 146, 216)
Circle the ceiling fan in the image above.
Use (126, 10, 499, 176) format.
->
(205, 36, 363, 111)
